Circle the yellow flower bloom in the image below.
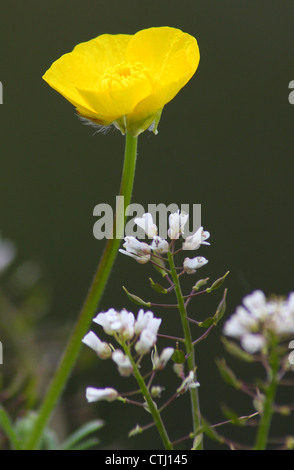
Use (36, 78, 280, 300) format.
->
(43, 27, 200, 136)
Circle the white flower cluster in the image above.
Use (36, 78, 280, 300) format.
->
(83, 308, 174, 402)
(119, 212, 210, 274)
(224, 290, 294, 353)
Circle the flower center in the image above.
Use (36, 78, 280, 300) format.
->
(99, 62, 150, 91)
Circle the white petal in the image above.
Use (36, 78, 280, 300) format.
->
(241, 334, 266, 353)
(134, 213, 158, 238)
(86, 387, 118, 403)
(82, 331, 101, 353)
(183, 256, 208, 274)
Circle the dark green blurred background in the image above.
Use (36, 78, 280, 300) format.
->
(1, 0, 294, 450)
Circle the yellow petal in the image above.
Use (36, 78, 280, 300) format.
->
(77, 62, 153, 118)
(126, 27, 200, 116)
(42, 34, 132, 117)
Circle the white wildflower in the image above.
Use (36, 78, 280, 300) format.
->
(82, 331, 112, 359)
(112, 349, 133, 377)
(93, 308, 121, 336)
(177, 371, 200, 394)
(134, 213, 158, 238)
(224, 290, 294, 354)
(93, 308, 135, 340)
(135, 328, 158, 355)
(152, 347, 174, 370)
(168, 211, 189, 239)
(151, 236, 169, 254)
(86, 387, 119, 403)
(119, 236, 151, 264)
(183, 256, 208, 274)
(134, 309, 155, 335)
(182, 226, 210, 251)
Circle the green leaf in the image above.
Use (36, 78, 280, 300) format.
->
(0, 407, 21, 450)
(171, 349, 186, 364)
(122, 286, 151, 307)
(149, 278, 168, 294)
(59, 420, 104, 450)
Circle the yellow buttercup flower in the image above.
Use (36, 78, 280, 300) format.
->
(43, 27, 200, 136)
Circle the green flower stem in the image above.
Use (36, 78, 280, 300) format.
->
(254, 340, 280, 450)
(121, 343, 173, 450)
(24, 133, 138, 450)
(167, 250, 203, 449)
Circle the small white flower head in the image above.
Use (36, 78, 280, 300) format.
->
(147, 316, 162, 335)
(135, 328, 158, 355)
(82, 331, 112, 359)
(224, 290, 294, 354)
(93, 308, 120, 335)
(86, 387, 119, 403)
(177, 371, 200, 394)
(110, 309, 135, 340)
(119, 236, 151, 264)
(183, 256, 208, 274)
(0, 234, 16, 273)
(134, 309, 155, 335)
(134, 213, 158, 238)
(93, 308, 135, 340)
(152, 347, 174, 370)
(182, 226, 210, 251)
(112, 349, 133, 377)
(135, 313, 161, 356)
(151, 236, 169, 254)
(168, 211, 189, 240)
